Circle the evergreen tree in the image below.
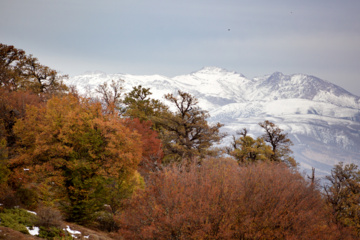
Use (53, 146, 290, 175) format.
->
(122, 85, 169, 125)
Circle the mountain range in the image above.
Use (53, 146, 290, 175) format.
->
(65, 67, 360, 178)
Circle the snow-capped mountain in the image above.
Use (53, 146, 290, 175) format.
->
(66, 67, 360, 177)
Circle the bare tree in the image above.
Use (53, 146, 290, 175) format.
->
(95, 79, 124, 114)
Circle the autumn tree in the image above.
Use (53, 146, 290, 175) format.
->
(259, 120, 297, 167)
(0, 89, 43, 149)
(0, 44, 65, 204)
(9, 94, 143, 224)
(0, 43, 67, 155)
(123, 118, 163, 178)
(324, 162, 360, 236)
(157, 90, 224, 164)
(94, 83, 165, 178)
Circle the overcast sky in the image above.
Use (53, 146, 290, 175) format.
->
(1, 0, 360, 95)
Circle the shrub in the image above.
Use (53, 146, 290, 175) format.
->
(38, 226, 67, 240)
(0, 208, 37, 234)
(94, 211, 119, 232)
(36, 206, 63, 228)
(118, 158, 346, 239)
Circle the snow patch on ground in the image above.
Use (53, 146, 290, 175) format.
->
(65, 225, 82, 237)
(26, 210, 37, 215)
(26, 227, 39, 236)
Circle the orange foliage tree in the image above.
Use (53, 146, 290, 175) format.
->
(0, 43, 66, 206)
(9, 94, 143, 223)
(118, 159, 348, 239)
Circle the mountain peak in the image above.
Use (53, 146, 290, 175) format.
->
(197, 66, 229, 73)
(270, 71, 285, 78)
(191, 66, 245, 78)
(82, 70, 107, 76)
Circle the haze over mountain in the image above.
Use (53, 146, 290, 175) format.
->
(66, 67, 360, 177)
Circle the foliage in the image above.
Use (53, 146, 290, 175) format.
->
(325, 162, 360, 235)
(15, 187, 39, 210)
(158, 90, 224, 164)
(0, 88, 43, 151)
(103, 169, 144, 219)
(94, 211, 119, 232)
(0, 43, 68, 94)
(118, 159, 340, 239)
(259, 120, 297, 167)
(0, 43, 67, 202)
(0, 208, 37, 234)
(0, 137, 9, 185)
(122, 85, 169, 125)
(38, 226, 68, 240)
(228, 128, 273, 164)
(9, 94, 143, 224)
(0, 43, 27, 91)
(123, 118, 163, 177)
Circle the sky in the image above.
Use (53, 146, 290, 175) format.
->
(1, 0, 360, 96)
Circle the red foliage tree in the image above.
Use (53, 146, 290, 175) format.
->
(123, 118, 163, 177)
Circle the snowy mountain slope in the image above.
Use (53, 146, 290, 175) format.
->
(66, 67, 360, 177)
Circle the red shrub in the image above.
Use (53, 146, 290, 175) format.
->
(117, 159, 349, 239)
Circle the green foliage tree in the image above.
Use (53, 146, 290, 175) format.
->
(9, 94, 143, 224)
(229, 128, 273, 164)
(259, 120, 297, 167)
(122, 85, 169, 125)
(157, 90, 224, 164)
(324, 162, 360, 235)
